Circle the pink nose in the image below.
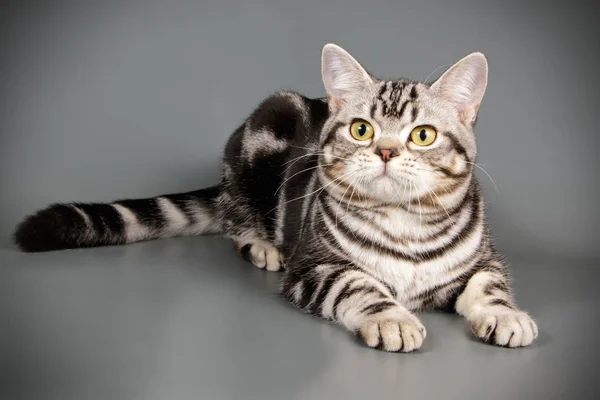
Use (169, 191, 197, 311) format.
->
(377, 148, 396, 162)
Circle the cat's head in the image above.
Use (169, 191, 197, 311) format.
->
(318, 44, 487, 205)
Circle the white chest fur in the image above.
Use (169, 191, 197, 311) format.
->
(323, 202, 482, 307)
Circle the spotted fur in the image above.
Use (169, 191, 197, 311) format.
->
(14, 44, 537, 351)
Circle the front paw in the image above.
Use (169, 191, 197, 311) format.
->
(357, 313, 426, 352)
(470, 308, 538, 348)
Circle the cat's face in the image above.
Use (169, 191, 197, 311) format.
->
(318, 44, 487, 205)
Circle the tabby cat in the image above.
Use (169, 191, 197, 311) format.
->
(14, 44, 538, 352)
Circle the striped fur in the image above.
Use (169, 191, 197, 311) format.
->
(14, 44, 537, 351)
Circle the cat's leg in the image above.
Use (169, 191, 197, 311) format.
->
(232, 235, 283, 272)
(282, 264, 426, 352)
(455, 267, 538, 347)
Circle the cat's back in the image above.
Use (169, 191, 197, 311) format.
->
(219, 91, 329, 247)
(223, 91, 329, 168)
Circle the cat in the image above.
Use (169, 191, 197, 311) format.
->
(14, 44, 538, 352)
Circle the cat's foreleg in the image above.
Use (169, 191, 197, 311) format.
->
(455, 266, 538, 347)
(282, 264, 426, 352)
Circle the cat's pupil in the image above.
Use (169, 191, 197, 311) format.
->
(419, 129, 427, 141)
(358, 124, 366, 136)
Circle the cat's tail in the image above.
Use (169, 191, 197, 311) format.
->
(14, 186, 222, 252)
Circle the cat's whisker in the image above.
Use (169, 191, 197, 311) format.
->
(335, 174, 356, 228)
(290, 146, 354, 162)
(314, 171, 358, 232)
(360, 178, 370, 203)
(289, 144, 320, 152)
(388, 178, 406, 207)
(282, 153, 321, 167)
(389, 184, 400, 204)
(354, 177, 364, 203)
(348, 176, 365, 241)
(281, 150, 350, 173)
(326, 155, 353, 163)
(414, 149, 435, 162)
(346, 177, 359, 215)
(335, 171, 358, 240)
(415, 167, 443, 175)
(465, 161, 500, 193)
(407, 180, 413, 215)
(427, 187, 452, 222)
(288, 146, 352, 161)
(270, 169, 357, 215)
(408, 181, 418, 235)
(425, 192, 448, 232)
(275, 164, 333, 195)
(415, 183, 423, 231)
(390, 178, 409, 216)
(422, 63, 453, 83)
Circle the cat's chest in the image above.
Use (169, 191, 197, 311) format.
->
(319, 203, 478, 304)
(355, 220, 482, 307)
(365, 255, 451, 304)
(336, 210, 463, 302)
(335, 232, 456, 303)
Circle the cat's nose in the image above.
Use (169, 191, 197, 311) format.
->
(377, 147, 398, 162)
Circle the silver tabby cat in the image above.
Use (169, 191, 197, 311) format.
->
(15, 44, 538, 352)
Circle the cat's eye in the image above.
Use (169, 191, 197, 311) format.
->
(410, 125, 437, 146)
(349, 120, 374, 141)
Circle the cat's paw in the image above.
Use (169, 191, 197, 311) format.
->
(236, 240, 283, 271)
(357, 313, 426, 352)
(470, 308, 538, 348)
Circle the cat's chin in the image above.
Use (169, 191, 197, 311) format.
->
(362, 176, 415, 203)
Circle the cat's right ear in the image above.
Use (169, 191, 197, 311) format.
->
(430, 52, 488, 125)
(321, 44, 373, 110)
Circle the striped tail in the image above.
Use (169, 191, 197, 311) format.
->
(14, 186, 222, 252)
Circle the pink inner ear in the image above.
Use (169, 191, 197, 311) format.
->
(460, 105, 479, 125)
(327, 95, 342, 109)
(431, 53, 488, 125)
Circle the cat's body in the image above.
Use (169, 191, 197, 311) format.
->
(15, 44, 538, 352)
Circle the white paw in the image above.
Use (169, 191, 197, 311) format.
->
(470, 308, 538, 348)
(236, 240, 283, 271)
(357, 312, 426, 352)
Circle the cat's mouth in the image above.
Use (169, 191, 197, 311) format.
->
(377, 163, 395, 177)
(376, 165, 418, 182)
(372, 172, 414, 193)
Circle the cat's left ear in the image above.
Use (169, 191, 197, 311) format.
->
(321, 44, 374, 110)
(431, 52, 488, 125)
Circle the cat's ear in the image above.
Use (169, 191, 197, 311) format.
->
(321, 44, 374, 109)
(431, 52, 488, 125)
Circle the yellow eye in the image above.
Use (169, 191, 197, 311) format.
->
(349, 120, 374, 141)
(410, 125, 437, 146)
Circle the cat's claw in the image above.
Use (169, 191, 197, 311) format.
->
(470, 309, 538, 347)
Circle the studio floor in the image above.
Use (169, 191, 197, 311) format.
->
(1, 235, 598, 400)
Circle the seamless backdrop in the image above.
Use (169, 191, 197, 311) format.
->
(1, 1, 599, 400)
(1, 0, 599, 260)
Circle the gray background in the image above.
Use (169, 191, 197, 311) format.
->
(1, 1, 599, 399)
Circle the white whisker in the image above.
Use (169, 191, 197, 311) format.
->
(346, 176, 363, 241)
(465, 161, 499, 193)
(282, 152, 351, 171)
(416, 184, 423, 231)
(268, 169, 357, 215)
(282, 153, 320, 167)
(335, 173, 356, 228)
(427, 187, 452, 221)
(289, 144, 320, 152)
(422, 63, 453, 83)
(275, 164, 332, 195)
